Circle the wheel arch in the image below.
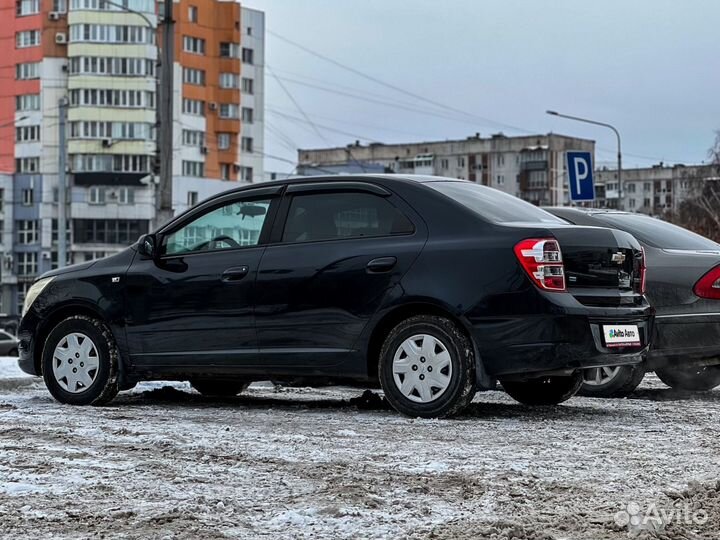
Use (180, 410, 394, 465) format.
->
(33, 302, 115, 376)
(365, 301, 495, 389)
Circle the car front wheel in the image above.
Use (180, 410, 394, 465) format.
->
(501, 372, 583, 406)
(578, 365, 645, 398)
(42, 315, 120, 406)
(379, 315, 476, 418)
(655, 364, 720, 392)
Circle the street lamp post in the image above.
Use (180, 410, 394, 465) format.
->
(546, 110, 623, 209)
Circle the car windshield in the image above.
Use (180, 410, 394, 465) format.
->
(593, 213, 720, 250)
(427, 181, 565, 224)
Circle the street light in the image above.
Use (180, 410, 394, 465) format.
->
(546, 110, 623, 208)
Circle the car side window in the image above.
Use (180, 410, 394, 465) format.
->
(281, 191, 414, 244)
(162, 198, 272, 256)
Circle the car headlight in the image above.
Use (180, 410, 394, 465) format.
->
(22, 277, 55, 317)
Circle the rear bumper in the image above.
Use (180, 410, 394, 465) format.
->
(646, 313, 720, 370)
(467, 292, 653, 379)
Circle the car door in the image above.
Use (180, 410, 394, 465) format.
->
(124, 185, 282, 369)
(253, 181, 427, 371)
(0, 331, 13, 355)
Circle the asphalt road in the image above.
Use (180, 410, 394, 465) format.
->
(1, 370, 719, 539)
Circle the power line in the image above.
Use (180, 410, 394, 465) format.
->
(267, 29, 534, 135)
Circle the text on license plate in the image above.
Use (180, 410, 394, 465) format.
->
(603, 324, 641, 348)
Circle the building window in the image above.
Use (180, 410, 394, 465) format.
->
(69, 24, 154, 44)
(219, 42, 240, 58)
(219, 104, 239, 119)
(69, 0, 152, 11)
(240, 166, 253, 182)
(187, 191, 198, 206)
(17, 252, 38, 277)
(16, 62, 40, 80)
(16, 0, 40, 15)
(188, 5, 198, 22)
(16, 30, 41, 48)
(457, 157, 465, 167)
(217, 133, 231, 150)
(88, 186, 106, 204)
(71, 154, 149, 173)
(73, 219, 148, 245)
(242, 107, 253, 123)
(241, 48, 254, 64)
(182, 129, 205, 147)
(182, 160, 204, 177)
(241, 137, 253, 153)
(242, 77, 254, 95)
(219, 73, 239, 89)
(17, 220, 39, 244)
(182, 35, 205, 54)
(182, 98, 205, 116)
(182, 67, 205, 86)
(440, 159, 449, 169)
(69, 88, 155, 109)
(53, 0, 67, 12)
(69, 56, 155, 77)
(16, 158, 40, 173)
(496, 175, 505, 185)
(220, 163, 232, 180)
(16, 125, 41, 143)
(16, 94, 40, 112)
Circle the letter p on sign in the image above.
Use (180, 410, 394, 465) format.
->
(566, 151, 595, 202)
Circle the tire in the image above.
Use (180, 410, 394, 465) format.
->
(42, 315, 120, 406)
(8, 348, 18, 357)
(578, 365, 645, 398)
(655, 364, 720, 392)
(378, 315, 477, 418)
(190, 379, 250, 397)
(501, 372, 583, 406)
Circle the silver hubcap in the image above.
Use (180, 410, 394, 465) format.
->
(52, 333, 100, 394)
(392, 334, 453, 403)
(583, 366, 621, 386)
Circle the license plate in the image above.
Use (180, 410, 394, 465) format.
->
(602, 324, 641, 348)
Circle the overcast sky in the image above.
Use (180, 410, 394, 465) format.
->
(248, 0, 719, 173)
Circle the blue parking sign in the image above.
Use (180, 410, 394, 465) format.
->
(566, 151, 595, 201)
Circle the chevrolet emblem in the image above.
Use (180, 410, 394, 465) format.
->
(611, 252, 626, 264)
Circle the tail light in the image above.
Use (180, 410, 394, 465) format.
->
(514, 238, 566, 292)
(693, 265, 720, 299)
(637, 247, 647, 295)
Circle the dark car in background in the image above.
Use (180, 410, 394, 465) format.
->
(547, 207, 720, 396)
(17, 176, 652, 417)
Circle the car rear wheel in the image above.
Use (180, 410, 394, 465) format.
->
(42, 315, 119, 406)
(655, 364, 720, 392)
(379, 315, 476, 418)
(501, 372, 583, 406)
(578, 365, 645, 398)
(190, 379, 250, 397)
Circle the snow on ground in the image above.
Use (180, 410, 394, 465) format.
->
(0, 356, 27, 379)
(1, 372, 719, 539)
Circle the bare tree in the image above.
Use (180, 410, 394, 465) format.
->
(672, 134, 720, 241)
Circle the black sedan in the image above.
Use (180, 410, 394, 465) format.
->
(18, 176, 652, 417)
(547, 207, 720, 396)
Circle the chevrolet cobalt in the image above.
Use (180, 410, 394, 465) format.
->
(18, 176, 652, 417)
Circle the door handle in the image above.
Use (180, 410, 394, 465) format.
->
(366, 257, 397, 273)
(222, 265, 250, 283)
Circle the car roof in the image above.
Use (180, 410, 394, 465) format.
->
(200, 174, 464, 202)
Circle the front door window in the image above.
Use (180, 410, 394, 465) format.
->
(162, 198, 271, 255)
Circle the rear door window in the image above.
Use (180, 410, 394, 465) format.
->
(427, 181, 564, 224)
(281, 192, 414, 243)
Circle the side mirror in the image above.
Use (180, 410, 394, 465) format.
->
(138, 234, 157, 258)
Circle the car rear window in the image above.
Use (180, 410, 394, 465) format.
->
(427, 181, 564, 224)
(593, 213, 720, 250)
